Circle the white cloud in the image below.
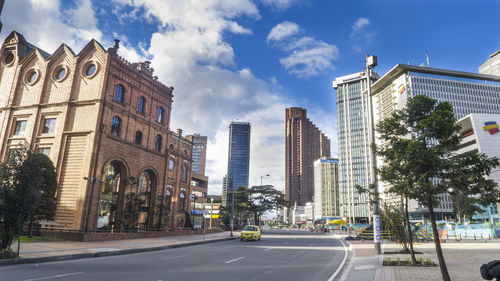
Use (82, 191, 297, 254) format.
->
(267, 22, 339, 78)
(350, 17, 376, 52)
(267, 21, 300, 42)
(1, 0, 103, 53)
(110, 0, 296, 194)
(1, 0, 336, 195)
(261, 0, 298, 10)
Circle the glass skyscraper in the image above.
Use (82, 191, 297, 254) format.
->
(227, 122, 251, 191)
(333, 72, 378, 222)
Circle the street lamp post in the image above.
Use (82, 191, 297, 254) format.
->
(365, 54, 382, 255)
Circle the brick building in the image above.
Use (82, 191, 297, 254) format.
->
(285, 107, 331, 207)
(0, 31, 193, 232)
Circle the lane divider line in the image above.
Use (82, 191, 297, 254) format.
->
(23, 272, 84, 281)
(225, 257, 245, 264)
(264, 247, 273, 252)
(327, 239, 349, 281)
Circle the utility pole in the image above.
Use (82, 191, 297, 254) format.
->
(365, 54, 381, 254)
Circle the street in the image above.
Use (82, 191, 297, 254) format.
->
(0, 230, 347, 281)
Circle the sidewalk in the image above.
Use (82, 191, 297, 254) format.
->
(339, 238, 500, 281)
(1, 231, 238, 266)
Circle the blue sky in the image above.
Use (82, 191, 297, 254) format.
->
(2, 0, 500, 194)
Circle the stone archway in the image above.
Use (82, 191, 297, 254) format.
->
(138, 169, 158, 229)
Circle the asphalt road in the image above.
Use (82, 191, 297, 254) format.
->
(0, 230, 348, 281)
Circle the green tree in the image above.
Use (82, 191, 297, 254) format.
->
(375, 95, 498, 281)
(248, 185, 282, 225)
(121, 193, 145, 231)
(0, 149, 43, 250)
(27, 153, 57, 238)
(443, 151, 499, 222)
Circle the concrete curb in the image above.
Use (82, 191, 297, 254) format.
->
(0, 237, 236, 267)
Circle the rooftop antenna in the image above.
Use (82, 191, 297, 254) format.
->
(425, 51, 430, 67)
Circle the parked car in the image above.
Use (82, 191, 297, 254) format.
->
(240, 225, 261, 241)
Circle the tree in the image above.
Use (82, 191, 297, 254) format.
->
(381, 201, 410, 252)
(443, 151, 499, 222)
(248, 185, 282, 225)
(375, 95, 499, 281)
(27, 153, 57, 238)
(121, 193, 145, 231)
(0, 148, 44, 250)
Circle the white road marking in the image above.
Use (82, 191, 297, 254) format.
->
(161, 253, 192, 260)
(225, 256, 245, 264)
(23, 272, 84, 281)
(283, 241, 289, 245)
(264, 247, 273, 251)
(327, 239, 349, 281)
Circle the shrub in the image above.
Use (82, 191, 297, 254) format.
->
(0, 248, 18, 259)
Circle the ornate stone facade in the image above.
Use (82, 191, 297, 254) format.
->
(0, 31, 192, 232)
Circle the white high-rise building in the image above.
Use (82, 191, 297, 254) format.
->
(333, 72, 378, 223)
(371, 64, 500, 220)
(313, 158, 340, 220)
(479, 50, 500, 76)
(456, 114, 500, 222)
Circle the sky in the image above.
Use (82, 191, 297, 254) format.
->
(2, 0, 500, 195)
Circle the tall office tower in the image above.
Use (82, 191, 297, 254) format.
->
(285, 107, 331, 207)
(371, 64, 500, 220)
(227, 122, 251, 192)
(313, 157, 340, 220)
(186, 134, 207, 175)
(333, 72, 379, 222)
(479, 50, 500, 76)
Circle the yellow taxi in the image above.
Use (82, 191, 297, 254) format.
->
(240, 225, 261, 241)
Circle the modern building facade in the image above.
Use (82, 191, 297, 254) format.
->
(0, 31, 193, 232)
(186, 134, 207, 175)
(371, 64, 500, 220)
(479, 50, 500, 76)
(285, 107, 331, 207)
(313, 157, 340, 220)
(456, 113, 500, 222)
(227, 122, 251, 191)
(332, 72, 378, 222)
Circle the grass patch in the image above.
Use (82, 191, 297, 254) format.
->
(383, 257, 437, 267)
(12, 236, 60, 243)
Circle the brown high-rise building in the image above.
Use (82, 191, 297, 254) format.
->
(285, 107, 331, 207)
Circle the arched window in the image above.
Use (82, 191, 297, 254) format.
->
(165, 189, 172, 210)
(169, 144, 174, 151)
(138, 170, 153, 227)
(114, 84, 124, 103)
(155, 134, 162, 151)
(138, 96, 145, 113)
(179, 193, 185, 211)
(111, 116, 121, 136)
(98, 162, 122, 230)
(181, 164, 188, 182)
(135, 131, 142, 144)
(157, 106, 164, 123)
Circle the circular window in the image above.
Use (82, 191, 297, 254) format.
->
(85, 64, 96, 76)
(54, 67, 67, 81)
(168, 159, 174, 170)
(4, 52, 14, 66)
(25, 69, 39, 85)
